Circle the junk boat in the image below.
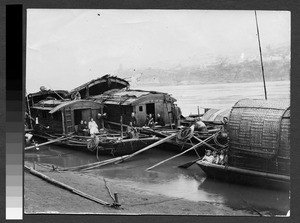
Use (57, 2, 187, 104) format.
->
(26, 98, 159, 156)
(196, 99, 290, 190)
(89, 88, 228, 155)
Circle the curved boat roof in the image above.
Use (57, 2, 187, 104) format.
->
(91, 89, 176, 106)
(49, 99, 102, 114)
(69, 74, 130, 98)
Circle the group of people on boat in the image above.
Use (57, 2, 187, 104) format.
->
(144, 113, 165, 128)
(201, 149, 228, 165)
(126, 112, 166, 138)
(77, 118, 99, 136)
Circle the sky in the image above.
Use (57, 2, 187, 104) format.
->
(26, 9, 290, 93)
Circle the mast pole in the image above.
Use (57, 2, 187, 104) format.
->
(255, 10, 267, 100)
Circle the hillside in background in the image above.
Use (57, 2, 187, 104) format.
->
(118, 45, 290, 86)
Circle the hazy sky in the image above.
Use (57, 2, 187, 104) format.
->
(26, 9, 290, 92)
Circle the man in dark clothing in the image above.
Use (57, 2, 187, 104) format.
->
(78, 120, 88, 136)
(172, 104, 182, 128)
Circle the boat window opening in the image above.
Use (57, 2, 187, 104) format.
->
(139, 106, 143, 112)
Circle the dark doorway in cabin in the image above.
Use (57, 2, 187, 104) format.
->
(74, 110, 82, 125)
(74, 109, 91, 125)
(146, 103, 155, 117)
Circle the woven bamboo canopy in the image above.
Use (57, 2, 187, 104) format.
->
(228, 99, 290, 159)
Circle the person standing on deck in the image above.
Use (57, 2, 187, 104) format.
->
(172, 104, 182, 128)
(88, 118, 99, 135)
(97, 112, 107, 130)
(130, 112, 137, 127)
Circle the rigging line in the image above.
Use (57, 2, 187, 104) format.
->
(254, 10, 268, 100)
(46, 83, 65, 101)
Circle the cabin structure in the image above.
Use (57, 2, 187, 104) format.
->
(227, 98, 290, 177)
(69, 74, 130, 99)
(91, 89, 177, 127)
(30, 99, 103, 135)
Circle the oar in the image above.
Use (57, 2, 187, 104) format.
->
(146, 132, 219, 171)
(178, 157, 202, 168)
(177, 132, 219, 168)
(25, 135, 74, 150)
(115, 133, 177, 164)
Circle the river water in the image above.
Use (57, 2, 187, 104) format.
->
(139, 80, 290, 115)
(25, 80, 290, 216)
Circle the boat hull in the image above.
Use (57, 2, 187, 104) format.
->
(31, 132, 159, 156)
(196, 161, 290, 190)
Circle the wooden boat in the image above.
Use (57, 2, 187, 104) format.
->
(32, 131, 159, 156)
(196, 161, 289, 190)
(196, 99, 290, 190)
(27, 98, 159, 156)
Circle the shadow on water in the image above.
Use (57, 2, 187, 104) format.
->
(25, 144, 290, 215)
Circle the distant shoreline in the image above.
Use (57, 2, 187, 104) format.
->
(137, 79, 290, 89)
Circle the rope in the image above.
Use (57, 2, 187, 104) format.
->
(212, 127, 228, 148)
(176, 125, 195, 143)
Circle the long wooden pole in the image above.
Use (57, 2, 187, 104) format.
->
(24, 165, 111, 206)
(192, 135, 218, 151)
(25, 135, 74, 150)
(59, 155, 130, 171)
(255, 10, 267, 100)
(146, 132, 218, 171)
(115, 133, 177, 164)
(120, 116, 123, 139)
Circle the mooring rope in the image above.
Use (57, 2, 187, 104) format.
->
(176, 125, 195, 143)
